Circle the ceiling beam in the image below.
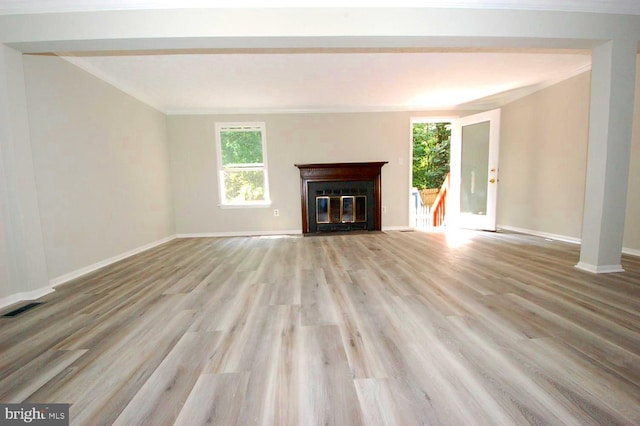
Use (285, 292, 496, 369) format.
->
(1, 8, 639, 53)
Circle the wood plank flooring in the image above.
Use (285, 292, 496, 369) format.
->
(1, 230, 640, 425)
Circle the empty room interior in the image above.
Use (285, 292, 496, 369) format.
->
(1, 1, 640, 424)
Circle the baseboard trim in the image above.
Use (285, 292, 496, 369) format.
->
(498, 225, 640, 259)
(497, 225, 581, 245)
(50, 235, 177, 287)
(382, 226, 413, 232)
(0, 285, 55, 311)
(177, 230, 303, 238)
(575, 262, 625, 274)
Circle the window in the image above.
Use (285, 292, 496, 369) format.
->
(215, 122, 270, 207)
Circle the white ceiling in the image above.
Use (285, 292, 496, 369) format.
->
(59, 50, 591, 114)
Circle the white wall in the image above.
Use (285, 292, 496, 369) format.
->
(623, 64, 640, 253)
(23, 55, 175, 281)
(0, 173, 13, 298)
(498, 72, 591, 240)
(498, 66, 640, 253)
(168, 111, 463, 234)
(0, 113, 16, 300)
(0, 46, 49, 302)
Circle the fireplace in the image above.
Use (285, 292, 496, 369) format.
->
(295, 162, 387, 233)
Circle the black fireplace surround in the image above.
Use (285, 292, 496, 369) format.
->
(308, 180, 374, 232)
(294, 162, 387, 234)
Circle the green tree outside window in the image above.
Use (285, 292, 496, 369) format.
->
(217, 123, 270, 205)
(412, 122, 451, 190)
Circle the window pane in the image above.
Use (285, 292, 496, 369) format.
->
(220, 130, 263, 166)
(222, 170, 266, 203)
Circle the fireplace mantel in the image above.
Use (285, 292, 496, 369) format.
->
(295, 162, 387, 233)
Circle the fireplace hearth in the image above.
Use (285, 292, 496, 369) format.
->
(295, 162, 387, 234)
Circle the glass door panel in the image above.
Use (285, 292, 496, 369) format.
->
(450, 109, 501, 231)
(461, 121, 490, 215)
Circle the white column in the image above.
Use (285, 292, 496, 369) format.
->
(577, 39, 638, 273)
(0, 44, 50, 305)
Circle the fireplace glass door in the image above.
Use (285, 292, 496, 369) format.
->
(316, 195, 367, 224)
(316, 197, 329, 223)
(342, 196, 354, 222)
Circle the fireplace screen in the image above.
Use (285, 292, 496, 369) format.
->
(316, 195, 367, 224)
(296, 162, 386, 233)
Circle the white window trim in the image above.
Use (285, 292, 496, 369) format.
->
(215, 122, 271, 208)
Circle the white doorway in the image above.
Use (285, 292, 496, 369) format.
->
(410, 119, 452, 229)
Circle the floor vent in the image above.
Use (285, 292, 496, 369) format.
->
(2, 302, 44, 318)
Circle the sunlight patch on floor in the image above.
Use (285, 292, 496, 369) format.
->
(414, 226, 477, 248)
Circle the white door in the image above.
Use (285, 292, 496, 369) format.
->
(449, 109, 501, 231)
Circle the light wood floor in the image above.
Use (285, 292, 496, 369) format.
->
(1, 230, 640, 425)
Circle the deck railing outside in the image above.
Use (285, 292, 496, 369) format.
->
(430, 172, 450, 227)
(410, 172, 450, 229)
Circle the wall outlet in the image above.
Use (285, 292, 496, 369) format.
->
(273, 209, 280, 217)
(383, 205, 387, 214)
